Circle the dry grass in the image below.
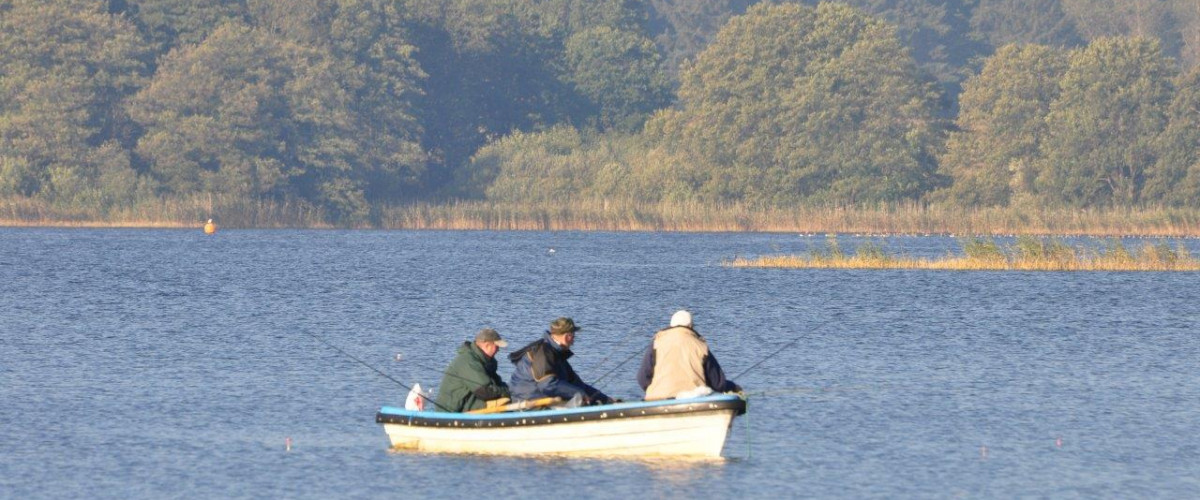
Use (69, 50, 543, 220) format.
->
(727, 254, 1200, 271)
(0, 195, 332, 229)
(377, 201, 1200, 236)
(4, 196, 1200, 236)
(726, 237, 1200, 271)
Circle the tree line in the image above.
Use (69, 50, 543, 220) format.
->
(1, 0, 1198, 225)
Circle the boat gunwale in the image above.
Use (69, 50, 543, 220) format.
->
(376, 394, 745, 428)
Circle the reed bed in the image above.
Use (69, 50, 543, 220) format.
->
(5, 195, 1200, 236)
(0, 195, 332, 228)
(726, 236, 1200, 271)
(377, 201, 1200, 236)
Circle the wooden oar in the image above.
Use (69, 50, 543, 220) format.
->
(466, 397, 563, 414)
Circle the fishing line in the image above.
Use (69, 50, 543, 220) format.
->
(392, 351, 507, 390)
(732, 336, 804, 381)
(391, 355, 450, 378)
(298, 329, 453, 412)
(589, 331, 806, 398)
(744, 384, 880, 398)
(591, 344, 649, 386)
(744, 386, 825, 398)
(745, 396, 752, 459)
(584, 323, 647, 374)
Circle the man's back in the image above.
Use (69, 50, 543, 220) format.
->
(644, 326, 709, 401)
(435, 342, 500, 412)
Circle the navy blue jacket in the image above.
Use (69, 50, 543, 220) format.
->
(508, 333, 611, 404)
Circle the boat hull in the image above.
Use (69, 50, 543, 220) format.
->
(376, 394, 745, 458)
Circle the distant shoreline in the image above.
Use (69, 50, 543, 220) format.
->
(3, 200, 1200, 237)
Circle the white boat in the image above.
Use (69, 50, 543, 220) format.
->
(375, 393, 746, 458)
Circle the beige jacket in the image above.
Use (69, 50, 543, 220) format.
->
(644, 326, 710, 401)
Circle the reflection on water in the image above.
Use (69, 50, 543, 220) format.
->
(1, 229, 1198, 498)
(630, 457, 729, 487)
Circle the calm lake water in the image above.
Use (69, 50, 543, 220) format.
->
(2, 229, 1198, 498)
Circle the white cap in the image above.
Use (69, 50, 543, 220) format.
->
(670, 310, 693, 328)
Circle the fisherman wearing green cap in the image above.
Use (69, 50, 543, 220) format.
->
(434, 328, 512, 412)
(508, 317, 613, 407)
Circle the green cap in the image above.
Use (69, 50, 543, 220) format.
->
(549, 317, 581, 335)
(475, 328, 507, 347)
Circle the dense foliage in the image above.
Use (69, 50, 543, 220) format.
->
(933, 44, 1068, 207)
(645, 3, 944, 205)
(3, 0, 1200, 224)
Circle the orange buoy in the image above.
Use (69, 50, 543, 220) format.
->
(203, 219, 217, 235)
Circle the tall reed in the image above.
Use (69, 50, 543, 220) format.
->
(5, 195, 1200, 236)
(726, 236, 1200, 271)
(376, 201, 1200, 236)
(0, 194, 331, 228)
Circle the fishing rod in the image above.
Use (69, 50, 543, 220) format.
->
(591, 344, 649, 386)
(593, 326, 791, 392)
(392, 351, 504, 389)
(733, 336, 804, 381)
(584, 323, 647, 374)
(298, 329, 454, 412)
(744, 386, 822, 398)
(590, 331, 805, 395)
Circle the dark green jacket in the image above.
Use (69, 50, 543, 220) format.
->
(434, 341, 511, 412)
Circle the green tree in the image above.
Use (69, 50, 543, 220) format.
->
(652, 0, 984, 98)
(129, 23, 299, 197)
(1036, 36, 1175, 206)
(1145, 66, 1200, 205)
(470, 124, 677, 204)
(125, 0, 248, 54)
(130, 19, 425, 223)
(1175, 0, 1200, 67)
(645, 0, 753, 74)
(563, 26, 672, 132)
(1061, 0, 1185, 62)
(473, 126, 592, 202)
(0, 0, 151, 206)
(933, 44, 1067, 207)
(246, 0, 333, 44)
(646, 2, 944, 205)
(403, 0, 657, 193)
(252, 0, 429, 200)
(1061, 0, 1174, 41)
(817, 0, 984, 95)
(0, 156, 36, 197)
(970, 0, 1082, 48)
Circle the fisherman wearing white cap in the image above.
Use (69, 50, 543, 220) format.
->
(636, 310, 741, 401)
